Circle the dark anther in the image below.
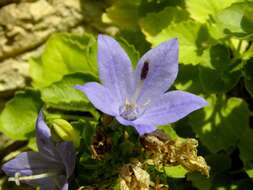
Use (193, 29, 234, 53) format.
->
(140, 61, 149, 80)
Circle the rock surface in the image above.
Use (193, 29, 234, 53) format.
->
(0, 0, 83, 61)
(0, 0, 84, 103)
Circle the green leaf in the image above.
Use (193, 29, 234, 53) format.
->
(214, 2, 253, 37)
(148, 20, 214, 65)
(0, 90, 43, 140)
(138, 0, 185, 17)
(139, 6, 189, 36)
(187, 153, 233, 190)
(116, 37, 140, 67)
(174, 63, 203, 94)
(242, 43, 253, 60)
(118, 28, 151, 55)
(238, 128, 253, 178)
(188, 173, 253, 190)
(28, 137, 38, 151)
(29, 33, 98, 89)
(186, 0, 242, 23)
(159, 125, 178, 140)
(187, 172, 212, 190)
(189, 95, 249, 153)
(244, 58, 253, 97)
(164, 165, 188, 178)
(41, 73, 97, 112)
(81, 0, 108, 31)
(102, 0, 141, 28)
(207, 153, 232, 173)
(29, 56, 44, 88)
(199, 44, 241, 93)
(188, 172, 239, 190)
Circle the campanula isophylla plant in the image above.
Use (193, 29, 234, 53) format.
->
(2, 111, 76, 190)
(76, 35, 207, 135)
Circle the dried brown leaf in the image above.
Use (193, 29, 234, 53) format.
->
(119, 161, 151, 190)
(142, 134, 210, 177)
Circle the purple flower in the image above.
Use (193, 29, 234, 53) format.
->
(76, 35, 207, 135)
(1, 111, 75, 190)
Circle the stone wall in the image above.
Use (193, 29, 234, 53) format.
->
(0, 0, 85, 107)
(0, 0, 112, 111)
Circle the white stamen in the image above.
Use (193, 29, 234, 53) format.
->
(8, 172, 56, 186)
(119, 77, 152, 121)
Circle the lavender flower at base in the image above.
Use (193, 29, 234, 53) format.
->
(1, 111, 76, 190)
(76, 35, 208, 135)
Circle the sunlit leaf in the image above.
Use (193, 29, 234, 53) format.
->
(214, 2, 253, 37)
(242, 44, 253, 60)
(164, 165, 187, 178)
(148, 20, 215, 65)
(186, 0, 242, 23)
(159, 125, 178, 140)
(139, 6, 188, 36)
(0, 90, 42, 140)
(29, 33, 98, 89)
(189, 95, 249, 153)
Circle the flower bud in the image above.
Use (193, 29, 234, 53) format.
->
(52, 119, 80, 147)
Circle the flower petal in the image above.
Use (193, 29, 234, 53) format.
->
(98, 34, 134, 104)
(136, 91, 207, 126)
(75, 82, 118, 116)
(2, 151, 66, 189)
(116, 116, 134, 126)
(56, 142, 76, 178)
(133, 124, 156, 136)
(134, 38, 178, 105)
(34, 175, 66, 190)
(116, 116, 156, 135)
(36, 111, 60, 161)
(1, 152, 62, 177)
(61, 182, 69, 190)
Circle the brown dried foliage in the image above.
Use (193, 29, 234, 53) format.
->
(141, 133, 210, 177)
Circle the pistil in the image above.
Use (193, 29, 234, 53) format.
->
(8, 172, 57, 186)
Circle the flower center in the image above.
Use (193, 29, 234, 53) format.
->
(119, 102, 141, 121)
(8, 172, 57, 186)
(119, 61, 151, 121)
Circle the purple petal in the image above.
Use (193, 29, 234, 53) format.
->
(75, 82, 118, 116)
(1, 152, 63, 177)
(133, 124, 156, 136)
(61, 182, 69, 190)
(116, 116, 156, 135)
(2, 152, 66, 189)
(36, 175, 66, 190)
(36, 111, 60, 161)
(135, 91, 208, 126)
(116, 116, 134, 126)
(56, 142, 75, 178)
(134, 39, 178, 106)
(98, 34, 134, 104)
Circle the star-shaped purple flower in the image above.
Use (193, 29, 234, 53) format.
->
(1, 111, 75, 190)
(76, 35, 207, 135)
